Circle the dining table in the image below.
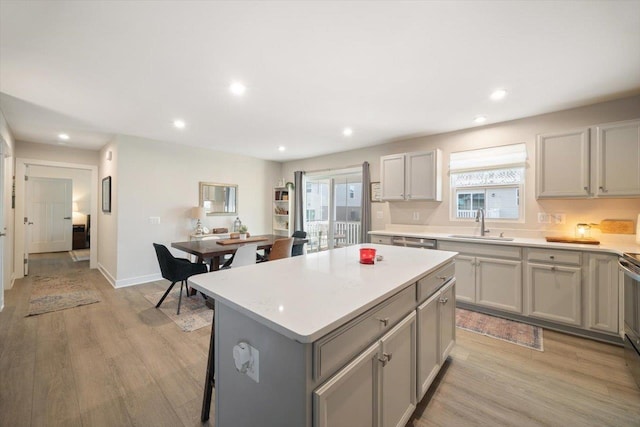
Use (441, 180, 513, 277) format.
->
(171, 234, 308, 271)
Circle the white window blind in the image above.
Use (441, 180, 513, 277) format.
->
(449, 143, 527, 172)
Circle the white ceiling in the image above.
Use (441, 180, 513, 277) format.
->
(1, 1, 639, 161)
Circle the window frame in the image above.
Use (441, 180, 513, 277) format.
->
(450, 178, 525, 223)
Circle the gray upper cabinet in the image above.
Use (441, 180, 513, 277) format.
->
(595, 119, 640, 197)
(536, 119, 640, 199)
(536, 128, 590, 198)
(381, 150, 442, 201)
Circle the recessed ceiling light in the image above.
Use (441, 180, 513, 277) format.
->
(278, 146, 286, 152)
(474, 115, 487, 124)
(58, 133, 70, 140)
(173, 119, 186, 129)
(229, 82, 247, 96)
(343, 127, 353, 137)
(490, 89, 508, 101)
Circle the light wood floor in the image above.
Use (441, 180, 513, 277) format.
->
(1, 253, 639, 427)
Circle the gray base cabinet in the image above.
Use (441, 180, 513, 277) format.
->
(417, 280, 456, 400)
(587, 253, 619, 334)
(438, 241, 522, 314)
(527, 263, 582, 326)
(314, 311, 419, 427)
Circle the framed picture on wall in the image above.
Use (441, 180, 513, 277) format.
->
(102, 176, 111, 212)
(371, 181, 382, 202)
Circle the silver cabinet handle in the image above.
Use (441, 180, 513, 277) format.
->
(437, 276, 447, 281)
(63, 217, 71, 220)
(549, 255, 555, 259)
(439, 297, 448, 304)
(583, 186, 588, 191)
(28, 222, 34, 225)
(377, 318, 389, 327)
(599, 186, 607, 193)
(378, 352, 392, 367)
(551, 266, 556, 271)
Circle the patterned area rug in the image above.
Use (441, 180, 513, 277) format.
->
(69, 249, 90, 262)
(456, 308, 544, 351)
(144, 288, 213, 332)
(27, 273, 101, 316)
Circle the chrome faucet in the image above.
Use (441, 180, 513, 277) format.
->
(475, 208, 489, 236)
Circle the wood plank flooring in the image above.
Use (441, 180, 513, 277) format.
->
(1, 252, 639, 426)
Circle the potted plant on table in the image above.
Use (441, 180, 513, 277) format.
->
(238, 225, 248, 240)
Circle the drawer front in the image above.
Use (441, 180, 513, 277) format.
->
(370, 234, 393, 245)
(417, 262, 454, 303)
(438, 241, 521, 259)
(527, 248, 581, 265)
(313, 284, 416, 382)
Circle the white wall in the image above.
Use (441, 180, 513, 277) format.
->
(0, 109, 15, 310)
(98, 140, 118, 284)
(103, 134, 282, 287)
(282, 95, 640, 236)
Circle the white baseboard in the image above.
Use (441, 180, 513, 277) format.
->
(98, 263, 162, 288)
(114, 273, 162, 289)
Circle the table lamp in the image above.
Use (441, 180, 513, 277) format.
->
(192, 206, 206, 235)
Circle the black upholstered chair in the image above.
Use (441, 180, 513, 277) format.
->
(153, 243, 208, 315)
(292, 230, 307, 256)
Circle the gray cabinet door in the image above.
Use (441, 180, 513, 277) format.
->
(380, 311, 417, 427)
(453, 255, 475, 303)
(476, 257, 523, 313)
(596, 119, 640, 197)
(588, 254, 619, 333)
(380, 154, 406, 201)
(527, 263, 582, 326)
(313, 342, 380, 427)
(417, 292, 440, 400)
(439, 281, 456, 362)
(536, 128, 590, 198)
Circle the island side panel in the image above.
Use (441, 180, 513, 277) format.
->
(215, 302, 312, 427)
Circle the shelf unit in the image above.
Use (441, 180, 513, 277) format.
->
(273, 186, 293, 237)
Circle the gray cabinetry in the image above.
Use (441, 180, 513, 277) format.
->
(314, 312, 417, 427)
(416, 280, 455, 401)
(380, 150, 442, 201)
(587, 253, 619, 334)
(536, 119, 640, 199)
(595, 119, 640, 197)
(526, 248, 582, 326)
(536, 128, 590, 198)
(438, 241, 522, 313)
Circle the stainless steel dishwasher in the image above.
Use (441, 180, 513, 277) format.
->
(391, 236, 437, 249)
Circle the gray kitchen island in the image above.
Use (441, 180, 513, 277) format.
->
(189, 244, 457, 427)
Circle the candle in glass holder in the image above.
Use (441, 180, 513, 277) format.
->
(359, 248, 376, 264)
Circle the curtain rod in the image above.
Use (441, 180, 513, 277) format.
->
(303, 163, 364, 174)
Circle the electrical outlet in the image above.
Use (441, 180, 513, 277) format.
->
(537, 213, 551, 224)
(413, 212, 420, 220)
(149, 217, 161, 225)
(552, 213, 566, 224)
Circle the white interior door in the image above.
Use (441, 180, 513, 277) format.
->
(27, 177, 73, 254)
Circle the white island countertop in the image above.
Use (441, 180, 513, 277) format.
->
(188, 244, 456, 343)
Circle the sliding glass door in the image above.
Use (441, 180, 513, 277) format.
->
(305, 169, 362, 253)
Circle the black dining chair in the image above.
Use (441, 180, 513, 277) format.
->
(153, 243, 208, 315)
(292, 230, 307, 256)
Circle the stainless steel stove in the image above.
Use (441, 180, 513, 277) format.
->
(620, 252, 640, 388)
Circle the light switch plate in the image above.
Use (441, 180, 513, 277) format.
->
(149, 216, 161, 225)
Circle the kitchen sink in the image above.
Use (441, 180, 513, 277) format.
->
(448, 234, 515, 241)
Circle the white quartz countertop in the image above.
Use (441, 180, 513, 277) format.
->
(369, 229, 640, 255)
(188, 244, 456, 344)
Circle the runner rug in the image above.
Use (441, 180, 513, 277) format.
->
(144, 288, 213, 332)
(27, 274, 101, 316)
(456, 308, 544, 351)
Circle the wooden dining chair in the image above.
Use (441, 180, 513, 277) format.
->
(268, 237, 294, 261)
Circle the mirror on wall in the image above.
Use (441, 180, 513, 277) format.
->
(199, 182, 238, 215)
